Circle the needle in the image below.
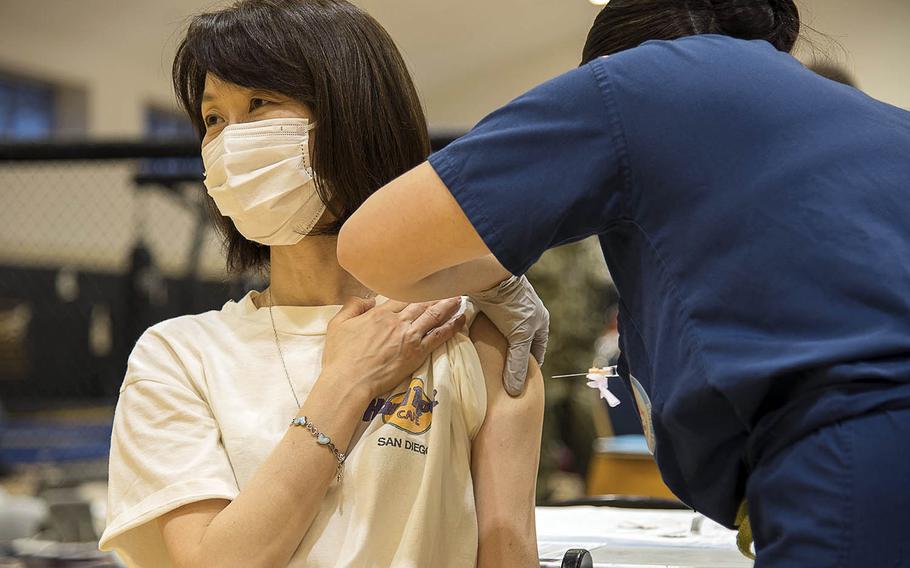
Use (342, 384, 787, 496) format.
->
(551, 372, 590, 379)
(551, 366, 620, 380)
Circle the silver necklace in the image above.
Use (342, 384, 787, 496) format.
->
(266, 289, 302, 409)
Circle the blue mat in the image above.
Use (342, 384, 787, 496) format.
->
(0, 419, 112, 463)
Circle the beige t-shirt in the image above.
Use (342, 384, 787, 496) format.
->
(98, 292, 486, 567)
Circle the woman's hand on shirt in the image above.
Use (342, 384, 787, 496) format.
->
(321, 296, 466, 400)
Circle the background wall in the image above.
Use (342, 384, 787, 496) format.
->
(0, 0, 906, 139)
(0, 0, 906, 301)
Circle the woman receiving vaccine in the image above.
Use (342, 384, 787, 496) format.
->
(99, 1, 545, 566)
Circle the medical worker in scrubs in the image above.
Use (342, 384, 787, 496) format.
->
(337, 0, 910, 566)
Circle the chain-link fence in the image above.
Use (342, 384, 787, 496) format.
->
(0, 146, 243, 405)
(0, 140, 249, 563)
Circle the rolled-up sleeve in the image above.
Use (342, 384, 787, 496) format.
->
(98, 330, 239, 567)
(428, 59, 629, 275)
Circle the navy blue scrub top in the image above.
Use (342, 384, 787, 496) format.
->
(429, 34, 910, 527)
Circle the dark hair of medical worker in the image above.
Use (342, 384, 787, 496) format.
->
(173, 0, 430, 273)
(581, 0, 799, 63)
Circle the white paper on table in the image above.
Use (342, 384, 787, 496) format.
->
(536, 507, 753, 567)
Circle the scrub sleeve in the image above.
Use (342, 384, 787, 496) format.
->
(428, 60, 627, 276)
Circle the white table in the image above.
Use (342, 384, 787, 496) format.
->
(537, 506, 754, 568)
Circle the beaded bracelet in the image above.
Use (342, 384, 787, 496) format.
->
(290, 416, 346, 482)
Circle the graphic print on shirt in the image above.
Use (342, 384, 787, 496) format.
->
(362, 377, 439, 435)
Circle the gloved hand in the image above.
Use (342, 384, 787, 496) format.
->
(469, 275, 550, 397)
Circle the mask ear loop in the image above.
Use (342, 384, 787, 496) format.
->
(300, 121, 316, 178)
(300, 140, 313, 178)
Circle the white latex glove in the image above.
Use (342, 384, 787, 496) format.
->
(469, 275, 550, 397)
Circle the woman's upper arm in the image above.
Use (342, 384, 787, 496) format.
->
(157, 499, 230, 568)
(469, 314, 544, 567)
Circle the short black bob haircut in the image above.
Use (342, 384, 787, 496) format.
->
(173, 0, 430, 273)
(582, 0, 801, 64)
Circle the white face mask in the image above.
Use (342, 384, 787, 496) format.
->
(201, 117, 326, 246)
